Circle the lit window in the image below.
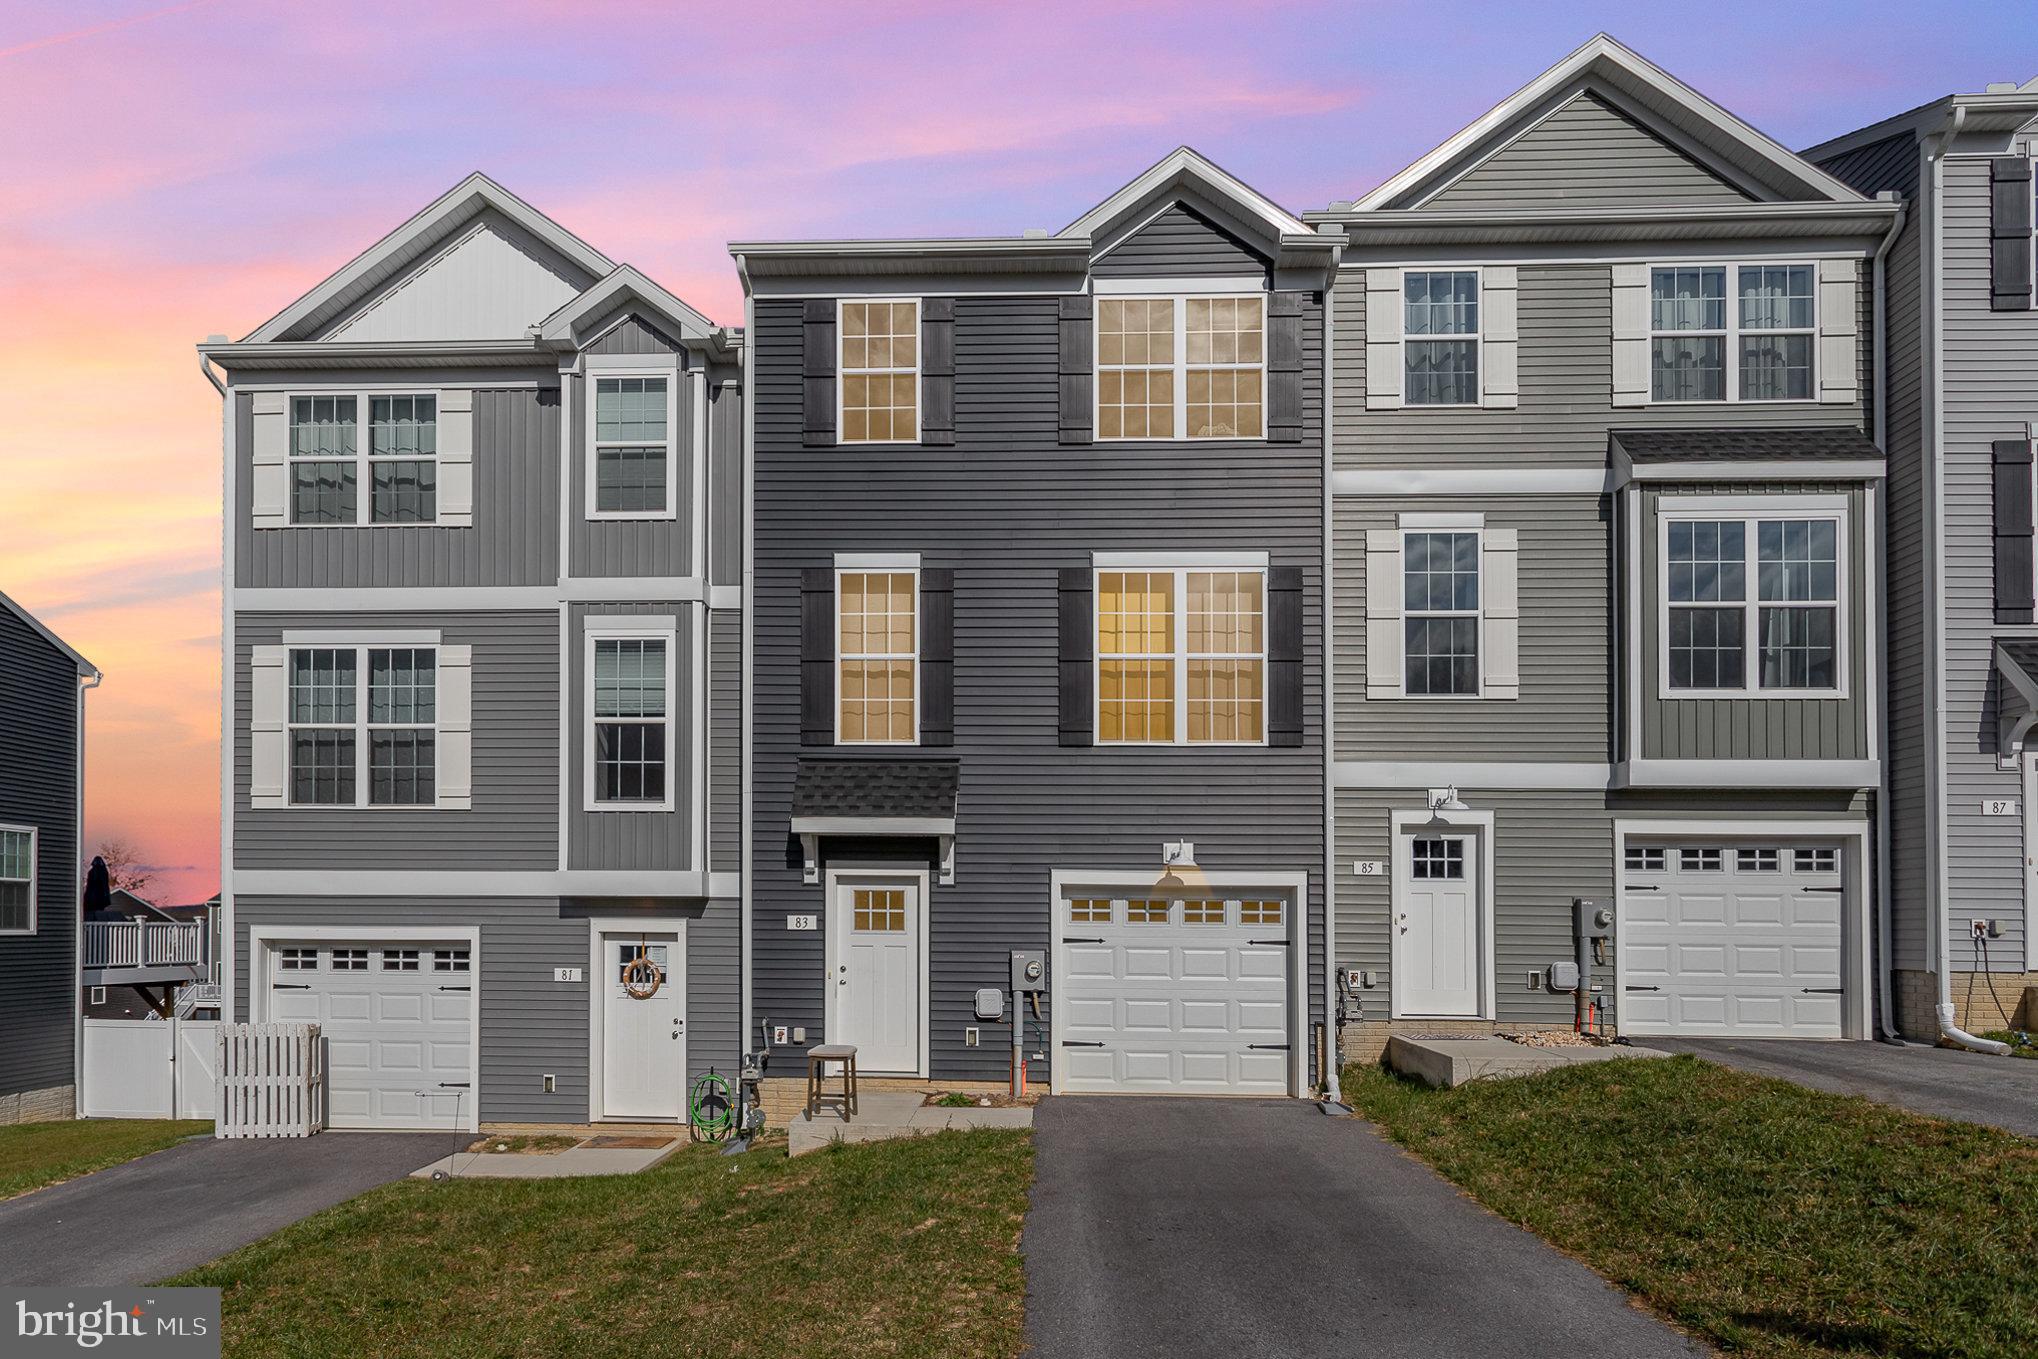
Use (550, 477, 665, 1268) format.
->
(592, 376, 671, 515)
(852, 889, 906, 932)
(1187, 572, 1265, 742)
(1651, 264, 1816, 402)
(289, 393, 438, 524)
(0, 828, 31, 932)
(838, 571, 917, 743)
(1098, 294, 1265, 439)
(1665, 513, 1841, 694)
(1404, 271, 1479, 405)
(1239, 899, 1284, 926)
(1125, 900, 1170, 924)
(1404, 532, 1480, 696)
(1098, 299, 1175, 439)
(1182, 899, 1226, 925)
(1069, 899, 1113, 923)
(840, 301, 919, 443)
(1098, 566, 1266, 744)
(591, 636, 669, 804)
(1098, 570, 1174, 743)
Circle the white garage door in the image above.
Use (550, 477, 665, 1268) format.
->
(268, 942, 475, 1129)
(1058, 892, 1293, 1094)
(1621, 842, 1845, 1038)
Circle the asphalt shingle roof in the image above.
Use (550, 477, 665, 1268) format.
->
(792, 757, 960, 820)
(1610, 426, 1884, 463)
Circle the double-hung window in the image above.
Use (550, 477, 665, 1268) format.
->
(1096, 292, 1265, 439)
(1402, 530, 1480, 696)
(590, 633, 672, 807)
(1096, 563, 1266, 744)
(1403, 271, 1479, 405)
(0, 826, 33, 933)
(839, 300, 919, 443)
(837, 568, 917, 743)
(1651, 264, 1815, 402)
(289, 393, 437, 524)
(590, 375, 675, 517)
(287, 645, 438, 806)
(1663, 506, 1844, 695)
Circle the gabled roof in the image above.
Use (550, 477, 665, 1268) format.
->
(1059, 146, 1316, 244)
(535, 265, 728, 357)
(244, 173, 614, 343)
(1802, 81, 2038, 164)
(1349, 34, 1869, 212)
(0, 588, 96, 679)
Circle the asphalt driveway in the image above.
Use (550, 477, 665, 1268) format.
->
(1024, 1098, 1705, 1359)
(1646, 1036, 2038, 1137)
(0, 1132, 445, 1286)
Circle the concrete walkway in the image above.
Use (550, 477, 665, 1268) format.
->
(410, 1139, 682, 1179)
(788, 1090, 1032, 1156)
(1648, 1036, 2038, 1137)
(0, 1133, 444, 1286)
(1024, 1098, 1704, 1359)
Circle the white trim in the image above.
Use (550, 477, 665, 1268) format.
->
(2027, 754, 2038, 974)
(280, 628, 441, 647)
(583, 616, 681, 813)
(0, 824, 37, 935)
(1093, 563, 1270, 747)
(1398, 511, 1485, 529)
(584, 362, 682, 522)
(835, 552, 921, 571)
(233, 869, 720, 897)
(1059, 146, 1314, 243)
(1619, 758, 1879, 788)
(278, 640, 447, 811)
(1620, 459, 1885, 483)
(1389, 809, 1497, 1021)
(790, 816, 956, 836)
(836, 297, 923, 446)
(834, 563, 920, 746)
(824, 864, 931, 1079)
(1093, 289, 1270, 442)
(246, 924, 483, 1133)
(1091, 550, 1269, 570)
(540, 265, 719, 349)
(1047, 867, 1309, 1098)
(1333, 761, 1614, 790)
(585, 917, 688, 1124)
(1642, 260, 1821, 406)
(1335, 467, 1612, 496)
(1092, 274, 1267, 295)
(235, 583, 709, 610)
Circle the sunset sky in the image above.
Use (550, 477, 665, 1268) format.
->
(1, 1, 2028, 904)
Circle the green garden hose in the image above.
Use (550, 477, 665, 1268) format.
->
(688, 1069, 735, 1142)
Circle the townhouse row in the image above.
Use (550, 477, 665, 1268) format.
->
(191, 35, 2038, 1128)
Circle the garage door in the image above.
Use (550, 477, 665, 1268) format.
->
(268, 942, 475, 1128)
(1058, 892, 1293, 1094)
(1621, 842, 1845, 1038)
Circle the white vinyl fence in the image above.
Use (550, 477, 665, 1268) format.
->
(215, 1023, 324, 1138)
(81, 1018, 219, 1120)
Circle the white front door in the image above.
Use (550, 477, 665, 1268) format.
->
(600, 933, 685, 1120)
(828, 873, 923, 1074)
(1396, 834, 1483, 1017)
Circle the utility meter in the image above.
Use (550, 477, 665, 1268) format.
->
(1011, 950, 1046, 993)
(1574, 897, 1612, 941)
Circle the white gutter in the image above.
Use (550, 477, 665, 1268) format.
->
(1869, 195, 1906, 1042)
(736, 255, 756, 1058)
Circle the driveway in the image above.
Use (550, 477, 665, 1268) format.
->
(1024, 1098, 1705, 1359)
(1647, 1037, 2038, 1138)
(0, 1132, 445, 1286)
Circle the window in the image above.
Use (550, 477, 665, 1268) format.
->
(591, 376, 673, 516)
(289, 392, 438, 524)
(837, 570, 917, 743)
(89, 987, 106, 1006)
(433, 948, 471, 973)
(278, 947, 318, 971)
(0, 828, 31, 933)
(591, 635, 670, 806)
(1737, 848, 1781, 873)
(1125, 899, 1170, 924)
(332, 948, 368, 971)
(1403, 271, 1479, 405)
(1624, 846, 1666, 873)
(1239, 899, 1285, 926)
(852, 889, 906, 932)
(1097, 565, 1266, 744)
(617, 943, 668, 982)
(1410, 838, 1465, 880)
(839, 300, 919, 443)
(287, 645, 437, 808)
(1182, 899, 1226, 925)
(1651, 265, 1815, 402)
(1680, 848, 1724, 872)
(381, 948, 421, 972)
(1794, 847, 1839, 874)
(1663, 510, 1843, 695)
(1403, 531, 1480, 696)
(1097, 293, 1264, 439)
(1069, 899, 1113, 923)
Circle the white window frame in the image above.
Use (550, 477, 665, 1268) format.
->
(1092, 551, 1271, 747)
(1093, 278, 1268, 442)
(283, 639, 443, 810)
(1647, 262, 1818, 405)
(1399, 268, 1482, 409)
(584, 618, 680, 813)
(834, 553, 920, 747)
(1657, 495, 1850, 699)
(584, 362, 680, 522)
(837, 297, 922, 446)
(284, 388, 442, 527)
(0, 823, 35, 935)
(1398, 518, 1485, 699)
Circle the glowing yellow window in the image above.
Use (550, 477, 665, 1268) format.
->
(1239, 899, 1284, 926)
(1125, 899, 1170, 924)
(852, 889, 906, 932)
(1187, 571, 1266, 743)
(1097, 571, 1175, 742)
(1185, 296, 1264, 438)
(1182, 899, 1227, 925)
(1097, 298, 1176, 439)
(838, 570, 917, 743)
(840, 301, 919, 443)
(1068, 899, 1113, 923)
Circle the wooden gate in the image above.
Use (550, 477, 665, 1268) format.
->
(215, 1022, 324, 1138)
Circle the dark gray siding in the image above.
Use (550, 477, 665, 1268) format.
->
(585, 313, 681, 356)
(1092, 202, 1270, 280)
(567, 603, 698, 872)
(751, 283, 1326, 1084)
(235, 382, 560, 589)
(709, 609, 741, 873)
(0, 608, 78, 1099)
(1425, 93, 1754, 211)
(567, 353, 698, 579)
(232, 610, 559, 870)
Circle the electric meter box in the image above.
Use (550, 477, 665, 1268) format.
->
(1011, 950, 1047, 994)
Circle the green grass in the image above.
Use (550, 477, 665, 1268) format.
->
(174, 1129, 1032, 1359)
(1345, 1055, 2038, 1358)
(1978, 1030, 2038, 1059)
(0, 1118, 211, 1201)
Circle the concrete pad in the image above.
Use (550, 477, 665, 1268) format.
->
(1388, 1035, 1670, 1089)
(409, 1141, 680, 1180)
(908, 1105, 1036, 1130)
(788, 1094, 1033, 1154)
(795, 1090, 925, 1126)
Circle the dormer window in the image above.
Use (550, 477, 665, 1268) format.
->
(1096, 291, 1265, 440)
(589, 374, 676, 518)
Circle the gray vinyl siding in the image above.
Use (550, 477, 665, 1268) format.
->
(709, 609, 741, 872)
(567, 353, 698, 579)
(750, 282, 1326, 1084)
(1638, 482, 1871, 761)
(567, 603, 698, 872)
(710, 370, 743, 588)
(232, 610, 559, 869)
(231, 894, 740, 1123)
(585, 312, 681, 356)
(234, 382, 560, 589)
(1332, 495, 1611, 761)
(1331, 264, 1874, 469)
(0, 609, 78, 1099)
(1091, 202, 1271, 280)
(1424, 93, 1755, 211)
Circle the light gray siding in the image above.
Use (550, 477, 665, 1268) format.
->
(567, 602, 698, 872)
(709, 609, 740, 873)
(232, 610, 559, 870)
(585, 312, 681, 356)
(1092, 202, 1270, 280)
(566, 353, 698, 580)
(710, 370, 743, 588)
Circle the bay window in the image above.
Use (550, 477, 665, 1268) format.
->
(1663, 505, 1844, 696)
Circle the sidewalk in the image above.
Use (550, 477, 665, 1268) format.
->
(788, 1091, 1033, 1156)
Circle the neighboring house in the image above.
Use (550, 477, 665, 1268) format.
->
(1305, 35, 1900, 1058)
(0, 591, 99, 1125)
(731, 150, 1337, 1098)
(1808, 77, 2038, 1040)
(199, 175, 745, 1131)
(82, 890, 219, 1019)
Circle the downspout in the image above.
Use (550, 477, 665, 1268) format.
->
(735, 255, 756, 1060)
(201, 349, 234, 1026)
(73, 666, 101, 1118)
(1320, 234, 1343, 1107)
(1870, 197, 1906, 1043)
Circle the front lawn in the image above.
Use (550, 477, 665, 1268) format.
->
(0, 1117, 211, 1201)
(176, 1129, 1032, 1359)
(1345, 1055, 2038, 1358)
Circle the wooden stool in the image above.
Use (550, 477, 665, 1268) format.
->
(804, 1044, 858, 1121)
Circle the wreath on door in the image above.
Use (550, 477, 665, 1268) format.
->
(622, 944, 663, 1000)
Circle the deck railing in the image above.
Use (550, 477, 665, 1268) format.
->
(83, 920, 208, 971)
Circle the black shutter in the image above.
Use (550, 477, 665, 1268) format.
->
(921, 298, 955, 446)
(1058, 567, 1093, 745)
(1992, 157, 2033, 312)
(1267, 292, 1307, 444)
(1996, 439, 2035, 624)
(1267, 566, 1304, 747)
(801, 567, 835, 744)
(1058, 295, 1093, 445)
(802, 300, 837, 445)
(920, 568, 955, 746)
